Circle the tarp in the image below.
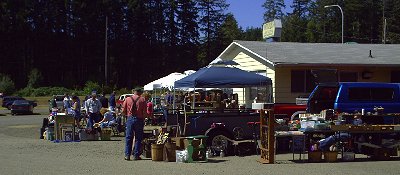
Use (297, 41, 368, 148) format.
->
(174, 66, 271, 88)
(144, 72, 186, 91)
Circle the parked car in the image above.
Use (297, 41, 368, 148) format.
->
(116, 94, 134, 108)
(48, 95, 65, 112)
(11, 100, 34, 115)
(2, 96, 37, 110)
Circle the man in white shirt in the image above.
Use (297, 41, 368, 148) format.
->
(85, 92, 102, 129)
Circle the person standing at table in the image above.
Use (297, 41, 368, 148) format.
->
(85, 91, 102, 129)
(99, 92, 109, 108)
(121, 88, 146, 161)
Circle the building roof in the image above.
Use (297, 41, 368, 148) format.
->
(218, 40, 400, 67)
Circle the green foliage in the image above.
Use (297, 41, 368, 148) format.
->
(263, 0, 285, 22)
(116, 88, 131, 95)
(101, 85, 113, 95)
(27, 68, 43, 88)
(15, 87, 73, 97)
(0, 74, 15, 95)
(83, 81, 101, 95)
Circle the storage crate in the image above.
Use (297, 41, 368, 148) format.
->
(324, 151, 338, 162)
(100, 128, 112, 141)
(308, 151, 322, 162)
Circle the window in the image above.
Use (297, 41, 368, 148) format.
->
(391, 71, 400, 83)
(291, 70, 316, 93)
(339, 72, 358, 82)
(349, 87, 394, 101)
(348, 88, 370, 100)
(371, 88, 394, 101)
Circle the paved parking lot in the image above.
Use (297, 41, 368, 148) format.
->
(1, 108, 400, 175)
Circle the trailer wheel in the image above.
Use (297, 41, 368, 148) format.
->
(207, 130, 232, 156)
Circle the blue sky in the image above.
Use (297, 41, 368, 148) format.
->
(226, 0, 293, 29)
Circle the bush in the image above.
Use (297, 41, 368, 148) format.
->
(15, 87, 35, 97)
(83, 81, 101, 95)
(0, 74, 15, 95)
(16, 86, 72, 97)
(116, 88, 131, 95)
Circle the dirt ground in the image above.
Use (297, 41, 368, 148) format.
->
(1, 108, 400, 175)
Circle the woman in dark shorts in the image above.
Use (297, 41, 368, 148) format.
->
(71, 96, 82, 128)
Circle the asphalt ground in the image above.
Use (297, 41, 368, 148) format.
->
(1, 108, 400, 175)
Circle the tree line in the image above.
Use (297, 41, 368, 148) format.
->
(264, 0, 400, 44)
(1, 0, 399, 93)
(0, 0, 261, 91)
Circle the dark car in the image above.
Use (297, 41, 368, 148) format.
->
(2, 96, 25, 109)
(11, 100, 34, 115)
(2, 96, 37, 110)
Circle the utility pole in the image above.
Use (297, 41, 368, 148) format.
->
(105, 16, 108, 85)
(383, 0, 386, 44)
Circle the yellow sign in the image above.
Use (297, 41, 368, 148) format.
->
(263, 21, 276, 39)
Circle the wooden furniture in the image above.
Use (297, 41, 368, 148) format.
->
(258, 109, 275, 164)
(54, 114, 75, 141)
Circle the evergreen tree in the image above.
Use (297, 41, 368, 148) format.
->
(218, 13, 242, 47)
(262, 0, 285, 22)
(197, 0, 229, 65)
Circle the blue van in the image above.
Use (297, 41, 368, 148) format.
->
(307, 82, 400, 114)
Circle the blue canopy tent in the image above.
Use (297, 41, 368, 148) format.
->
(174, 66, 271, 88)
(172, 66, 272, 135)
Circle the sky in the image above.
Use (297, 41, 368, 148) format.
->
(226, 0, 293, 29)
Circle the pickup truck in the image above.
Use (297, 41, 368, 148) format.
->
(116, 94, 134, 108)
(307, 82, 400, 114)
(166, 103, 306, 155)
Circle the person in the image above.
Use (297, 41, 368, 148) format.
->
(109, 91, 116, 111)
(50, 95, 58, 111)
(99, 92, 109, 108)
(121, 88, 146, 161)
(71, 96, 82, 128)
(143, 92, 154, 124)
(85, 91, 102, 130)
(99, 107, 116, 128)
(63, 93, 72, 112)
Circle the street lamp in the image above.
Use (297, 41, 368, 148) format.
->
(325, 5, 344, 44)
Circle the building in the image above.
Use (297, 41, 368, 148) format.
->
(217, 40, 400, 106)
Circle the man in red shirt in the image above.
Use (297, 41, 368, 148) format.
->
(122, 88, 147, 161)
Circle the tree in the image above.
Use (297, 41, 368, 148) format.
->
(0, 74, 15, 95)
(27, 68, 43, 88)
(218, 13, 242, 48)
(241, 27, 263, 41)
(197, 0, 229, 65)
(262, 0, 285, 23)
(176, 0, 200, 70)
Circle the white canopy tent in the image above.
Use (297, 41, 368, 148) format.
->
(144, 71, 195, 91)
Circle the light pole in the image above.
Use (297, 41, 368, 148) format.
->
(325, 5, 344, 44)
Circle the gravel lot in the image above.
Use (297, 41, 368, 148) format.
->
(1, 108, 400, 175)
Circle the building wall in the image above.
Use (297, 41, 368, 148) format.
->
(275, 66, 396, 103)
(232, 52, 276, 106)
(224, 51, 399, 105)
